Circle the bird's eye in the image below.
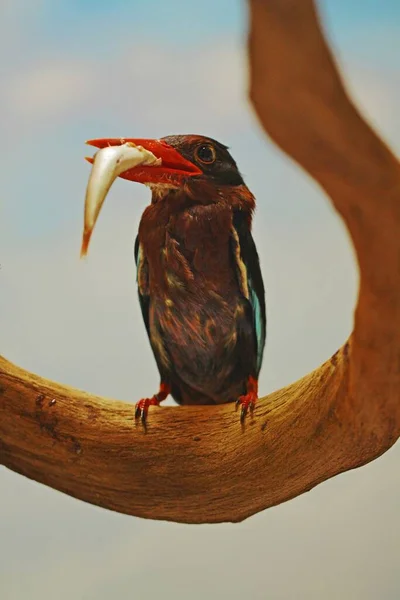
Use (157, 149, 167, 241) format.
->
(194, 144, 216, 165)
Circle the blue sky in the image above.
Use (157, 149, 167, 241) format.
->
(2, 0, 400, 239)
(13, 0, 400, 59)
(31, 0, 400, 37)
(1, 2, 400, 599)
(5, 0, 400, 69)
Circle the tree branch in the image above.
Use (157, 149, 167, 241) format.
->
(1, 0, 399, 523)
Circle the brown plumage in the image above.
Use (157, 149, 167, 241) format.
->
(86, 134, 266, 424)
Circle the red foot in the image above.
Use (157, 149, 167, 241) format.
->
(135, 382, 170, 425)
(236, 376, 258, 423)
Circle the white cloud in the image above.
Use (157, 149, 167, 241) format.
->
(3, 40, 247, 135)
(6, 61, 93, 120)
(342, 63, 400, 151)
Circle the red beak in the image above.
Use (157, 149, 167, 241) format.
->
(86, 138, 202, 185)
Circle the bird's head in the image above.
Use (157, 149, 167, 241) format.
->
(86, 134, 245, 190)
(82, 134, 253, 256)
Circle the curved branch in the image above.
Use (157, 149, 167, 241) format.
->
(1, 0, 399, 523)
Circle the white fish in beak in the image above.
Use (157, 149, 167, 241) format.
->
(81, 142, 160, 257)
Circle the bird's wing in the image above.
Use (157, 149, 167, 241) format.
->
(134, 235, 150, 337)
(134, 236, 174, 385)
(231, 213, 266, 374)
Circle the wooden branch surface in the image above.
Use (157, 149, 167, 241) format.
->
(1, 0, 399, 523)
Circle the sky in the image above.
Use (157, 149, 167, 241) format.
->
(1, 1, 400, 599)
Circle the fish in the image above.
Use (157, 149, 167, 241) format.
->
(80, 142, 160, 257)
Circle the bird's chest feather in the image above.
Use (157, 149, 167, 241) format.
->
(139, 202, 238, 295)
(138, 202, 246, 363)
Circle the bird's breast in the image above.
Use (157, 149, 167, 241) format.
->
(144, 203, 238, 296)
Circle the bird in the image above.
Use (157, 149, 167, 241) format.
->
(85, 135, 266, 424)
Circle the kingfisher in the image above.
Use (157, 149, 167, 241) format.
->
(83, 135, 266, 424)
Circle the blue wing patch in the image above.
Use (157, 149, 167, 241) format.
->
(249, 275, 266, 372)
(231, 216, 266, 376)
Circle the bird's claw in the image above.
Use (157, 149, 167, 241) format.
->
(236, 393, 257, 423)
(134, 396, 159, 425)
